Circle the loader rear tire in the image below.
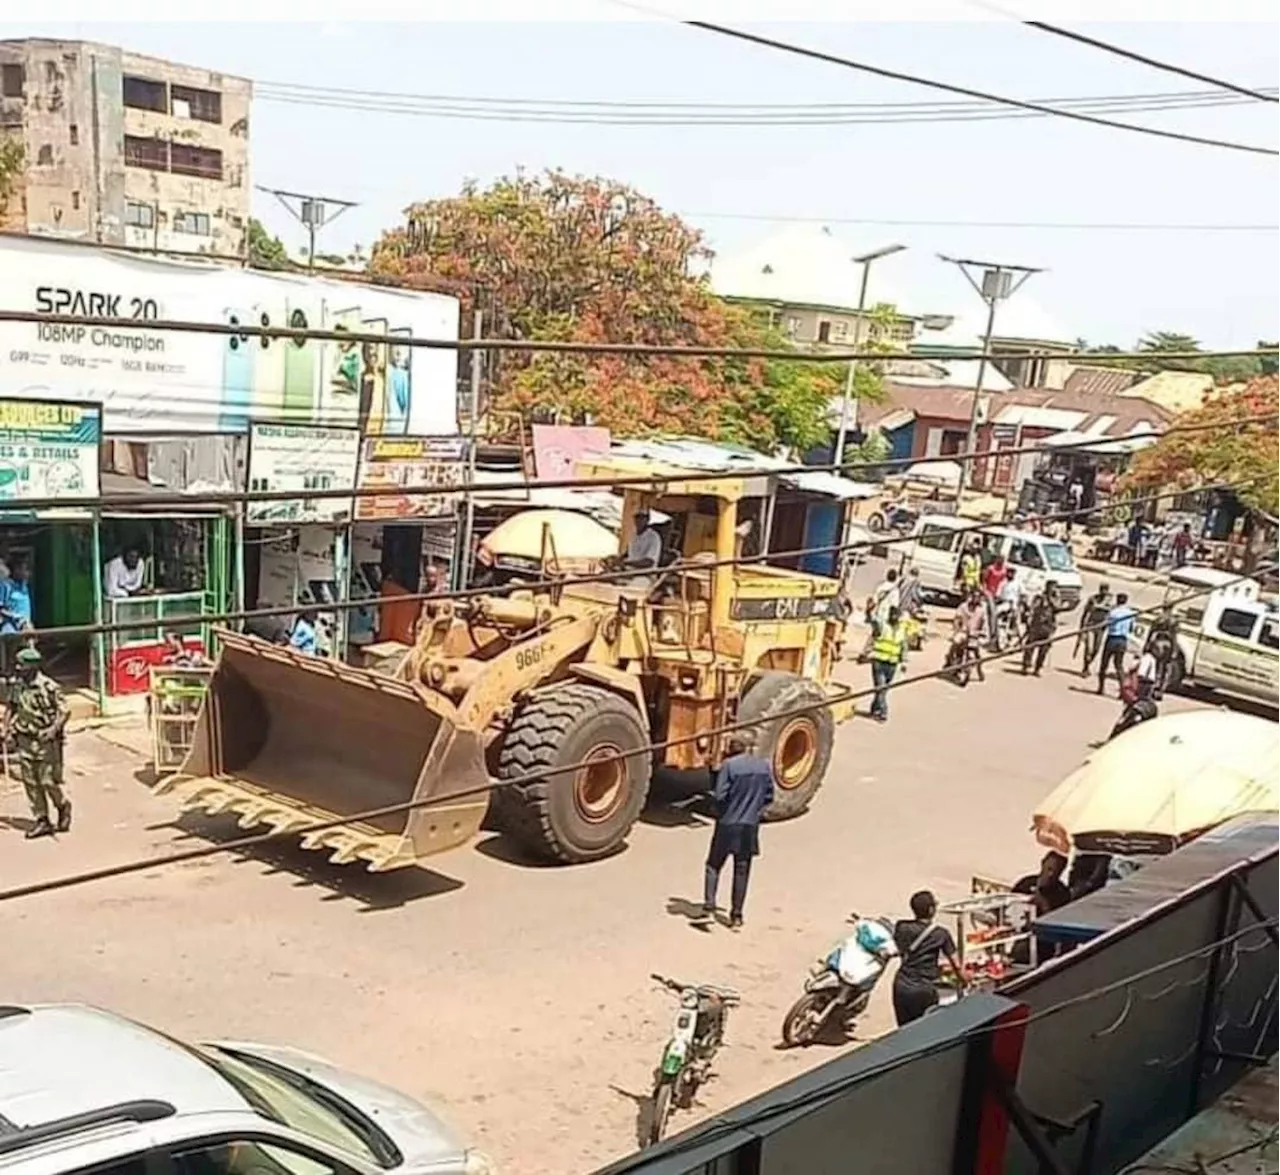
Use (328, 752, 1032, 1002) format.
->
(738, 672, 835, 822)
(495, 683, 652, 864)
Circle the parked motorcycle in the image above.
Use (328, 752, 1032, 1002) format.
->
(780, 916, 897, 1048)
(647, 974, 740, 1146)
(993, 600, 1021, 653)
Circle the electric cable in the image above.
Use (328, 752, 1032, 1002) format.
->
(3, 399, 1272, 515)
(3, 306, 1277, 368)
(254, 80, 1278, 126)
(5, 475, 1267, 647)
(1, 553, 1271, 907)
(679, 20, 1279, 157)
(683, 211, 1279, 232)
(1017, 21, 1279, 104)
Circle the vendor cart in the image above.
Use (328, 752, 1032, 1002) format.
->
(939, 887, 1039, 990)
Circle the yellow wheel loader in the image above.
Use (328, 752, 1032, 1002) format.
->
(161, 459, 856, 870)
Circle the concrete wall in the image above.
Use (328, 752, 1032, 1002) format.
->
(0, 38, 250, 257)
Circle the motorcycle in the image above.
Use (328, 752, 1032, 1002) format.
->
(943, 630, 981, 688)
(647, 974, 740, 1146)
(993, 599, 1021, 653)
(1109, 697, 1159, 741)
(780, 916, 897, 1048)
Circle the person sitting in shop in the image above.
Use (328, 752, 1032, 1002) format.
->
(288, 610, 319, 656)
(104, 547, 147, 599)
(0, 558, 33, 636)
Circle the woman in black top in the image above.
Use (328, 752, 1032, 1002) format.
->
(892, 890, 965, 1026)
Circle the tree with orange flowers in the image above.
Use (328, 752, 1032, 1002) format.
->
(1121, 375, 1278, 516)
(368, 170, 859, 453)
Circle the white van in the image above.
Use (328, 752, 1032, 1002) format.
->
(905, 515, 1084, 611)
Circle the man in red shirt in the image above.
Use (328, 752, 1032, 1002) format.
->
(980, 553, 1008, 649)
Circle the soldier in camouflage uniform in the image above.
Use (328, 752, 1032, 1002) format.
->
(8, 646, 71, 839)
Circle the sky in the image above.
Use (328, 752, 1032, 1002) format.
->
(3, 11, 1277, 349)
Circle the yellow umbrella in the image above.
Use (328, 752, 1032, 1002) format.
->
(478, 508, 619, 575)
(1033, 710, 1279, 856)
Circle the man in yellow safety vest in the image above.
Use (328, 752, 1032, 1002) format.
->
(864, 604, 909, 723)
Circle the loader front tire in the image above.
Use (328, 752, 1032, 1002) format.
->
(738, 672, 835, 822)
(495, 683, 652, 864)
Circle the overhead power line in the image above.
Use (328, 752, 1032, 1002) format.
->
(253, 79, 1279, 127)
(1, 548, 1269, 907)
(680, 20, 1279, 157)
(684, 212, 1279, 233)
(3, 308, 1277, 367)
(1019, 21, 1279, 104)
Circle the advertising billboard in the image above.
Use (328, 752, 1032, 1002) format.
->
(0, 397, 102, 513)
(354, 436, 465, 521)
(0, 235, 460, 437)
(246, 422, 360, 525)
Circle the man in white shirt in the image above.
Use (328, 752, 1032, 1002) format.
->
(869, 568, 900, 625)
(104, 547, 146, 599)
(622, 510, 662, 589)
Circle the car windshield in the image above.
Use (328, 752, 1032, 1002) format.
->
(1042, 542, 1075, 572)
(197, 1046, 398, 1168)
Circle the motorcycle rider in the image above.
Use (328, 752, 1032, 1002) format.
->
(994, 567, 1023, 650)
(950, 589, 988, 684)
(1145, 606, 1179, 697)
(1110, 654, 1159, 740)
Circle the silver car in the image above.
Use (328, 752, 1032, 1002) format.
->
(0, 1004, 493, 1175)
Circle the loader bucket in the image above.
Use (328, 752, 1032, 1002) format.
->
(159, 630, 490, 871)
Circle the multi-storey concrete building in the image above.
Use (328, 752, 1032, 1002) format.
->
(0, 39, 250, 257)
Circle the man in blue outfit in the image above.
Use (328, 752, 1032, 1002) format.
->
(1096, 591, 1138, 696)
(701, 734, 775, 931)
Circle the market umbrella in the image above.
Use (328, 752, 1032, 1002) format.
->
(1032, 710, 1279, 856)
(478, 508, 619, 576)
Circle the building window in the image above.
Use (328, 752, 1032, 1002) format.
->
(36, 144, 53, 165)
(123, 75, 168, 113)
(69, 123, 79, 145)
(173, 210, 211, 235)
(169, 143, 222, 179)
(816, 320, 832, 344)
(1, 63, 23, 99)
(71, 191, 80, 210)
(124, 134, 168, 170)
(784, 316, 802, 339)
(170, 84, 222, 124)
(830, 320, 849, 341)
(125, 201, 155, 228)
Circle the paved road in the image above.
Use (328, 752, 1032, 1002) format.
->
(0, 611, 1216, 1175)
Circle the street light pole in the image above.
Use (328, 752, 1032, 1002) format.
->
(833, 243, 906, 470)
(938, 254, 1043, 491)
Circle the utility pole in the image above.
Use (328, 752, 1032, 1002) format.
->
(255, 187, 358, 268)
(833, 243, 906, 470)
(456, 310, 484, 591)
(938, 254, 1043, 491)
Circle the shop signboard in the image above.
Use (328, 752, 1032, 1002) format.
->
(531, 424, 611, 483)
(0, 397, 102, 516)
(0, 234, 461, 436)
(354, 436, 466, 521)
(246, 422, 360, 525)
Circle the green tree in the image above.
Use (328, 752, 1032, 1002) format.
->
(247, 217, 290, 270)
(1258, 342, 1278, 377)
(368, 169, 857, 453)
(0, 135, 23, 220)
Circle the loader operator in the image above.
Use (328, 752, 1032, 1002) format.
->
(620, 509, 663, 590)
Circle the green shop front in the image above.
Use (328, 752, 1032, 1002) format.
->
(0, 398, 232, 708)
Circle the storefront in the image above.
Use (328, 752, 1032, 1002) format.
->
(242, 421, 361, 657)
(347, 436, 465, 654)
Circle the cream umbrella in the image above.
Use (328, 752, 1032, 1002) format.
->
(1033, 710, 1279, 856)
(478, 508, 620, 576)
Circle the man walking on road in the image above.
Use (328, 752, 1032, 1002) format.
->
(7, 646, 71, 839)
(701, 734, 774, 930)
(1097, 592, 1138, 696)
(864, 604, 908, 722)
(1021, 586, 1058, 677)
(1076, 582, 1112, 676)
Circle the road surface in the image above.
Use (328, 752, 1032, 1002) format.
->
(0, 600, 1213, 1175)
